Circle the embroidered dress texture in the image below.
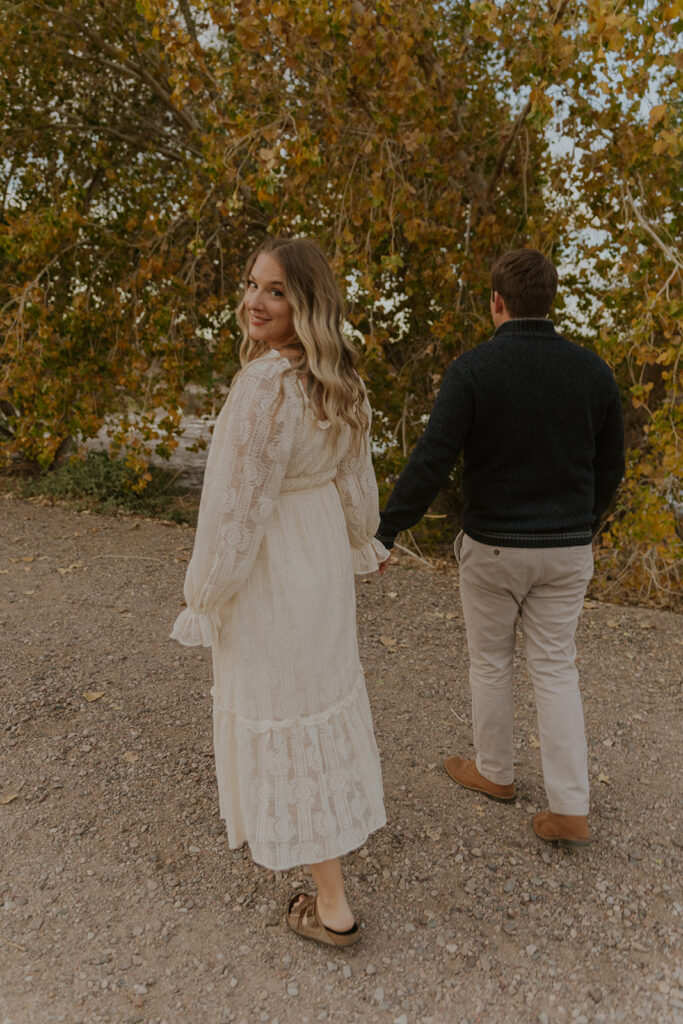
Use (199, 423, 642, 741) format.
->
(171, 350, 388, 870)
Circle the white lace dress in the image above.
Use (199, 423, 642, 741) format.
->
(170, 350, 388, 870)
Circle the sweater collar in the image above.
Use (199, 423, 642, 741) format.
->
(493, 318, 557, 338)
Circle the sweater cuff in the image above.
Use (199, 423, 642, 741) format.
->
(374, 530, 396, 550)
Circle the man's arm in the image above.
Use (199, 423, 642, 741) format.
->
(377, 361, 474, 547)
(592, 375, 625, 527)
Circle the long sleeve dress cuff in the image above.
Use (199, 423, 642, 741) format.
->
(351, 537, 391, 575)
(169, 606, 221, 647)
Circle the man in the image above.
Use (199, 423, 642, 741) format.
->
(377, 249, 624, 847)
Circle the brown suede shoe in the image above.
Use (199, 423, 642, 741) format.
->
(443, 756, 516, 803)
(533, 810, 590, 848)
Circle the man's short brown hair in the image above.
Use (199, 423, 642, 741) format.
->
(491, 249, 558, 318)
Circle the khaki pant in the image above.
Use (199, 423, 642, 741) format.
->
(454, 532, 593, 816)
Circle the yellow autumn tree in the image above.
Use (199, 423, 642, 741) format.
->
(1, 0, 680, 604)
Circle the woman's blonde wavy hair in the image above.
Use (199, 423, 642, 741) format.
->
(236, 237, 369, 448)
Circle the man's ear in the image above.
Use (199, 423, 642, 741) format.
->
(492, 291, 506, 316)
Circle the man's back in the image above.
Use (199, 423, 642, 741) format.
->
(455, 319, 624, 543)
(377, 318, 624, 549)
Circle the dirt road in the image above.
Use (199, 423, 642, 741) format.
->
(1, 496, 681, 1024)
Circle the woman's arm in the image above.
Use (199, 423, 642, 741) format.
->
(334, 396, 390, 574)
(171, 358, 301, 646)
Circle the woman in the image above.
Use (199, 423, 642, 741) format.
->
(171, 237, 388, 947)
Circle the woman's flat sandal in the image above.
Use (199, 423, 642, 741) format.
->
(286, 893, 361, 947)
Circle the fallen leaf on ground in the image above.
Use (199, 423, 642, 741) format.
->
(57, 562, 84, 575)
(598, 772, 611, 784)
(0, 792, 19, 805)
(380, 636, 397, 648)
(83, 691, 105, 702)
(529, 736, 541, 748)
(122, 751, 139, 763)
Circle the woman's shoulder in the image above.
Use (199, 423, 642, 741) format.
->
(230, 351, 296, 399)
(238, 350, 291, 384)
(224, 352, 301, 425)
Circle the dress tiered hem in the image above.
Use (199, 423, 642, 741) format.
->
(212, 672, 386, 871)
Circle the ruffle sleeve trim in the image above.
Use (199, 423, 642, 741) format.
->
(351, 536, 391, 575)
(170, 606, 221, 647)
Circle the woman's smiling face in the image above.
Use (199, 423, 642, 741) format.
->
(244, 253, 296, 350)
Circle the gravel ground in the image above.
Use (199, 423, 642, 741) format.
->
(1, 495, 681, 1024)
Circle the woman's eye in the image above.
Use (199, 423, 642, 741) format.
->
(271, 289, 283, 297)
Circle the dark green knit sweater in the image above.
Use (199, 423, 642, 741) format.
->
(377, 319, 625, 549)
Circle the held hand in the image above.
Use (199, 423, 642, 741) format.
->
(378, 555, 391, 576)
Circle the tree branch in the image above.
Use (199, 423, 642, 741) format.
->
(483, 97, 532, 206)
(549, 0, 572, 26)
(76, 22, 202, 139)
(483, 0, 570, 206)
(38, 111, 203, 161)
(622, 182, 683, 270)
(177, 0, 199, 43)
